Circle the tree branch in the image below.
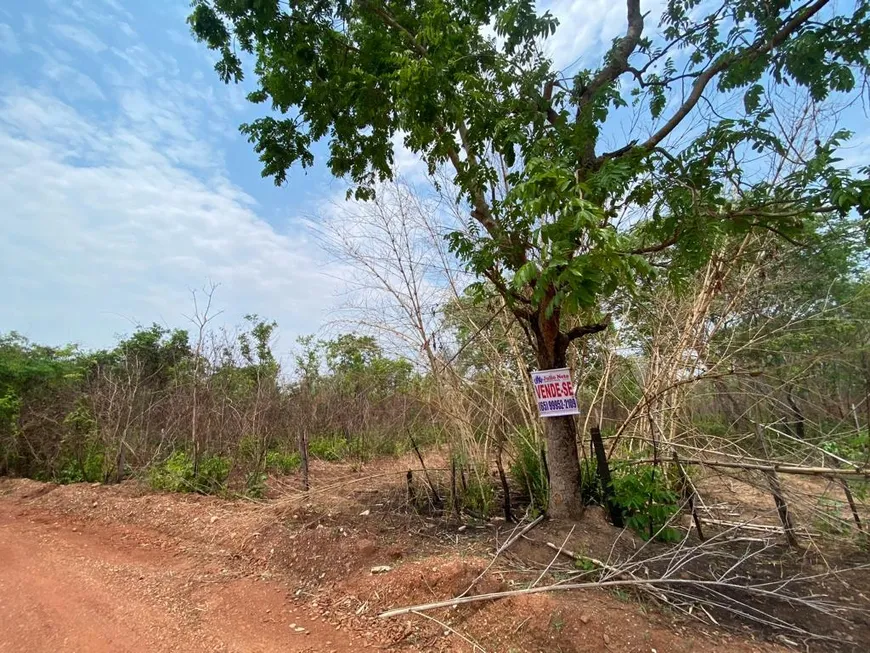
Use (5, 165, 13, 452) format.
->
(626, 231, 681, 255)
(565, 316, 611, 343)
(577, 1, 644, 107)
(640, 0, 831, 152)
(362, 2, 515, 264)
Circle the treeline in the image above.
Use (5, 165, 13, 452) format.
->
(0, 318, 430, 496)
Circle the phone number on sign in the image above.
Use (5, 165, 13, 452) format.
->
(540, 398, 577, 412)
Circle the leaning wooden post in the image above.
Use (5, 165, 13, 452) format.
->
(822, 450, 864, 534)
(298, 429, 310, 492)
(753, 423, 799, 548)
(590, 427, 624, 528)
(673, 452, 704, 541)
(840, 478, 864, 533)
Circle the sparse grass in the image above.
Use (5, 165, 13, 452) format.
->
(509, 431, 548, 514)
(460, 468, 496, 515)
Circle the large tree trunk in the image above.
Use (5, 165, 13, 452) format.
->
(534, 309, 584, 519)
(543, 415, 584, 518)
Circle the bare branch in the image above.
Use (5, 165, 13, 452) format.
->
(577, 1, 644, 107)
(640, 0, 832, 152)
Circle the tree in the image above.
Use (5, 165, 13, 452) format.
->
(190, 0, 870, 518)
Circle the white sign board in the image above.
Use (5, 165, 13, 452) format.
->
(530, 367, 579, 418)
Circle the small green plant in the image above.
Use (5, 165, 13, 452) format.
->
(245, 470, 268, 498)
(613, 587, 632, 602)
(149, 451, 230, 495)
(611, 463, 682, 542)
(265, 450, 301, 474)
(573, 555, 599, 574)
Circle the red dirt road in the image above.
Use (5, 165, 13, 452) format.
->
(0, 502, 364, 653)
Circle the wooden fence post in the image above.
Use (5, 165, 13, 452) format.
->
(754, 423, 799, 548)
(590, 427, 624, 528)
(673, 452, 705, 541)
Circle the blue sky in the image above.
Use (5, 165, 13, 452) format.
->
(1, 0, 866, 358)
(0, 0, 352, 357)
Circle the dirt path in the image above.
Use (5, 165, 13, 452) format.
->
(2, 476, 829, 653)
(0, 502, 365, 653)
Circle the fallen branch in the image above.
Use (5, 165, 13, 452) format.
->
(702, 518, 808, 534)
(532, 526, 574, 588)
(379, 576, 839, 619)
(456, 514, 544, 599)
(618, 458, 870, 478)
(410, 610, 488, 652)
(543, 541, 671, 604)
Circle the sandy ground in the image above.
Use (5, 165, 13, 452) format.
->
(0, 500, 365, 652)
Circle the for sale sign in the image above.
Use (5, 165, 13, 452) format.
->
(530, 368, 579, 417)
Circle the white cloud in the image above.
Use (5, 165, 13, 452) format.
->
(51, 23, 108, 53)
(101, 0, 134, 21)
(391, 131, 429, 182)
(543, 0, 666, 72)
(42, 58, 106, 101)
(0, 22, 20, 54)
(0, 87, 341, 351)
(45, 0, 133, 25)
(118, 21, 136, 38)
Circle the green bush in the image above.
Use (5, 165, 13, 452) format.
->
(149, 451, 230, 495)
(265, 450, 301, 474)
(57, 445, 105, 484)
(611, 463, 681, 542)
(308, 435, 347, 461)
(821, 429, 869, 464)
